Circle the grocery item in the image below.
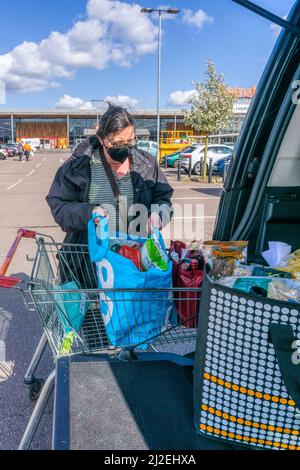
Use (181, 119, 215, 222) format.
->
(216, 276, 238, 288)
(170, 240, 204, 271)
(217, 275, 272, 292)
(274, 248, 300, 280)
(111, 244, 121, 253)
(233, 277, 272, 294)
(191, 259, 199, 270)
(268, 279, 300, 303)
(262, 241, 292, 267)
(141, 238, 169, 271)
(234, 264, 254, 277)
(203, 241, 248, 279)
(251, 265, 292, 278)
(110, 239, 142, 249)
(170, 241, 186, 262)
(118, 245, 143, 271)
(181, 259, 191, 271)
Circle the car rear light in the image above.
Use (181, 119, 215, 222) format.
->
(181, 154, 192, 159)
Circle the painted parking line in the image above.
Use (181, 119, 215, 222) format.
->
(172, 216, 216, 220)
(26, 170, 35, 177)
(7, 179, 23, 191)
(172, 197, 219, 201)
(173, 186, 222, 190)
(42, 157, 47, 162)
(0, 361, 14, 383)
(36, 163, 42, 168)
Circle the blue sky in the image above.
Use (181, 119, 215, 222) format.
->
(0, 0, 296, 109)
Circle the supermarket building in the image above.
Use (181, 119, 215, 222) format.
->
(0, 88, 255, 148)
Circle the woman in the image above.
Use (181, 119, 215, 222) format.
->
(18, 141, 24, 162)
(46, 103, 173, 286)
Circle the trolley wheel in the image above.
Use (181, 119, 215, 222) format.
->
(29, 378, 45, 401)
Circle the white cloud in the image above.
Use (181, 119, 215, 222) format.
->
(270, 16, 287, 37)
(55, 95, 95, 110)
(182, 8, 214, 29)
(0, 0, 158, 94)
(104, 94, 139, 108)
(167, 90, 197, 106)
(55, 94, 139, 110)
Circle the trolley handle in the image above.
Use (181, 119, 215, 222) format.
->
(0, 228, 37, 288)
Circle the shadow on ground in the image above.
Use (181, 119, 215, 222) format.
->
(192, 188, 223, 197)
(0, 272, 53, 450)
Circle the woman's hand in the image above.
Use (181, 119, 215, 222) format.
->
(147, 212, 162, 233)
(93, 205, 108, 225)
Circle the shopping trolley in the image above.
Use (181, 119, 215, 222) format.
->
(0, 229, 202, 450)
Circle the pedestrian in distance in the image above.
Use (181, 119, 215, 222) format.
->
(23, 141, 32, 161)
(18, 141, 24, 161)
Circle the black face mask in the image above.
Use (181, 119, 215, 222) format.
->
(107, 145, 133, 163)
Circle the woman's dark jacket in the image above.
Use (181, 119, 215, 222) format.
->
(46, 136, 174, 245)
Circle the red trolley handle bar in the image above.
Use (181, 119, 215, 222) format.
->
(0, 228, 37, 288)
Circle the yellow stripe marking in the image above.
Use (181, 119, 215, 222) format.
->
(203, 373, 296, 407)
(201, 404, 300, 436)
(199, 424, 300, 450)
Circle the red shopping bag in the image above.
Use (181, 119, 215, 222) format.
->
(170, 241, 204, 328)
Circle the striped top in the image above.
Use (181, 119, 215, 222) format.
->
(89, 147, 134, 234)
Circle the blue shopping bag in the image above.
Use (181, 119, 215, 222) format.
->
(88, 216, 173, 349)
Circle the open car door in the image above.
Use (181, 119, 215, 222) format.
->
(214, 1, 300, 264)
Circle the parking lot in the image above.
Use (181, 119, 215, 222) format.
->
(0, 150, 222, 450)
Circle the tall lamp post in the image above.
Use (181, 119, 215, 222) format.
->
(141, 8, 180, 161)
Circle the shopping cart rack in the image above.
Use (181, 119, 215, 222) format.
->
(0, 229, 202, 450)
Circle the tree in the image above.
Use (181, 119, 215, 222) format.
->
(183, 61, 235, 179)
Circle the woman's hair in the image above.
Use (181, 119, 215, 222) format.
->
(97, 102, 135, 138)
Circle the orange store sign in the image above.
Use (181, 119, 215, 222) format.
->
(228, 86, 257, 99)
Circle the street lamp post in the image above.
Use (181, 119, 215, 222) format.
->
(141, 8, 180, 161)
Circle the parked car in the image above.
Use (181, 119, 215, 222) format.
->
(180, 144, 233, 175)
(136, 140, 158, 158)
(161, 148, 191, 167)
(0, 144, 18, 157)
(6, 144, 18, 156)
(0, 147, 8, 160)
(0, 144, 14, 157)
(213, 155, 232, 176)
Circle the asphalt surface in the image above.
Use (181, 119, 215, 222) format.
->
(0, 151, 222, 450)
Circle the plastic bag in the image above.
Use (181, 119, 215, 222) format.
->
(268, 279, 300, 303)
(203, 241, 248, 279)
(53, 281, 89, 354)
(274, 249, 300, 280)
(141, 237, 169, 271)
(170, 240, 204, 328)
